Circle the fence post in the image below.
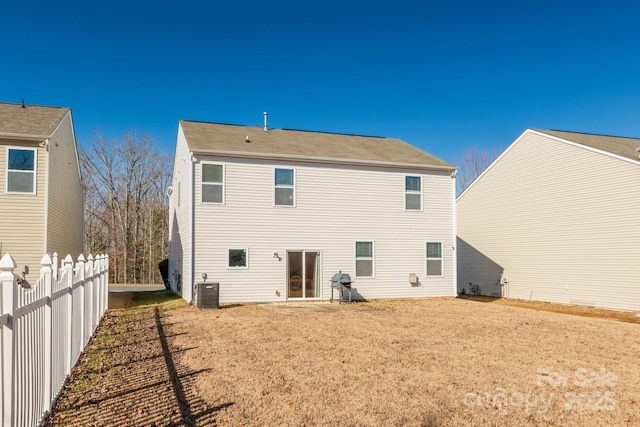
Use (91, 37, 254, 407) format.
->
(97, 255, 104, 316)
(40, 254, 53, 414)
(86, 255, 94, 336)
(76, 255, 85, 348)
(63, 255, 73, 376)
(0, 253, 16, 427)
(104, 254, 109, 316)
(51, 252, 58, 282)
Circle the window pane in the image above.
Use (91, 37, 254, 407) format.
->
(7, 171, 34, 193)
(202, 183, 222, 203)
(229, 249, 247, 267)
(202, 164, 223, 183)
(406, 193, 421, 210)
(275, 168, 293, 186)
(275, 187, 294, 205)
(427, 242, 442, 258)
(405, 176, 421, 192)
(356, 259, 373, 277)
(355, 242, 372, 258)
(8, 149, 34, 171)
(427, 260, 442, 276)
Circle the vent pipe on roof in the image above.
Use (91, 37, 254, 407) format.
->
(21, 99, 25, 108)
(263, 112, 268, 131)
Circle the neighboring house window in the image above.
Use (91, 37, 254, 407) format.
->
(355, 241, 374, 277)
(274, 168, 294, 206)
(405, 175, 422, 210)
(426, 242, 443, 276)
(202, 163, 224, 203)
(228, 248, 248, 268)
(6, 148, 36, 194)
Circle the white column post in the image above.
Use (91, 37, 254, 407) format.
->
(0, 253, 16, 427)
(76, 255, 85, 347)
(62, 255, 74, 376)
(40, 254, 53, 413)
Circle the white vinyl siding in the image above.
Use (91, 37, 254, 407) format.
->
(457, 130, 640, 311)
(355, 241, 374, 277)
(274, 167, 295, 206)
(405, 175, 422, 210)
(0, 140, 46, 282)
(6, 147, 36, 194)
(201, 163, 224, 204)
(46, 112, 84, 261)
(168, 126, 194, 303)
(192, 158, 455, 303)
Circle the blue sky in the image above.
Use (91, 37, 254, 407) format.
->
(2, 1, 639, 163)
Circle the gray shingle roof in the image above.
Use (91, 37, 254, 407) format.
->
(180, 120, 454, 170)
(535, 129, 640, 162)
(0, 102, 69, 138)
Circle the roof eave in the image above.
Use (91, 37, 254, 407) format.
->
(190, 148, 456, 172)
(0, 132, 50, 142)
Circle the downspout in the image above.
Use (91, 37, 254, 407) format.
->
(190, 152, 196, 304)
(451, 169, 458, 296)
(42, 138, 50, 256)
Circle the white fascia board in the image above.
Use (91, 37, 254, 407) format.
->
(190, 148, 457, 173)
(0, 132, 49, 141)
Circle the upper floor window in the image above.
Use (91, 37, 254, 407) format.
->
(202, 163, 224, 203)
(405, 175, 422, 210)
(6, 148, 36, 194)
(274, 168, 294, 206)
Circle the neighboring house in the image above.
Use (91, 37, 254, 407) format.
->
(0, 102, 84, 282)
(457, 128, 640, 311)
(168, 118, 457, 303)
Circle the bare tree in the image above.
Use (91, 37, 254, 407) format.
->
(453, 147, 498, 196)
(81, 130, 171, 284)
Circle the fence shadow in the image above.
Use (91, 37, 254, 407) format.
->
(46, 305, 233, 426)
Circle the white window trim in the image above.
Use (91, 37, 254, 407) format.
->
(354, 240, 375, 278)
(227, 247, 249, 269)
(426, 241, 444, 277)
(404, 174, 422, 211)
(201, 162, 225, 205)
(5, 147, 37, 195)
(274, 167, 296, 207)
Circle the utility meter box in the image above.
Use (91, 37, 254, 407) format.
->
(196, 282, 219, 309)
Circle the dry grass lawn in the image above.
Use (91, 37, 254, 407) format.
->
(167, 298, 640, 426)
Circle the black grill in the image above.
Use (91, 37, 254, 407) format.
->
(330, 271, 353, 304)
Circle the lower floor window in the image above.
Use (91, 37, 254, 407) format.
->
(228, 248, 248, 268)
(426, 242, 443, 276)
(355, 241, 374, 277)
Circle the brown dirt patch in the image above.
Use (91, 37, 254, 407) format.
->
(107, 292, 132, 309)
(459, 295, 640, 324)
(47, 296, 640, 426)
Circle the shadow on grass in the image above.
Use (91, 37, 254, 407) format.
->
(46, 294, 233, 426)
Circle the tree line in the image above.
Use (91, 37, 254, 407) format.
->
(81, 131, 171, 284)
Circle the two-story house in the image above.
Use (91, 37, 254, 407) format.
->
(0, 102, 84, 282)
(168, 118, 457, 303)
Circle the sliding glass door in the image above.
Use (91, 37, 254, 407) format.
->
(287, 251, 320, 299)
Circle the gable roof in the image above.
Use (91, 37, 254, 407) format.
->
(180, 120, 455, 171)
(0, 102, 70, 139)
(533, 129, 640, 162)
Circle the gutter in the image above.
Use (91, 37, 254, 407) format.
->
(0, 132, 51, 142)
(190, 148, 457, 172)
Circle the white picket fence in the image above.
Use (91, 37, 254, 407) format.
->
(0, 252, 109, 427)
